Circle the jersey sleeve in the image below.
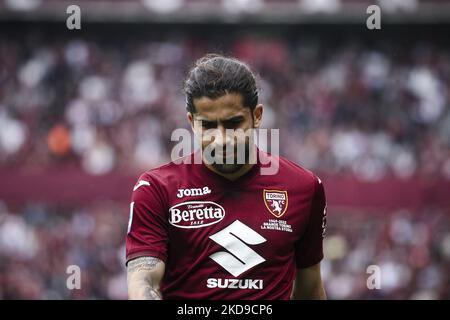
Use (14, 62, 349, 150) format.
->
(125, 172, 169, 265)
(295, 176, 327, 269)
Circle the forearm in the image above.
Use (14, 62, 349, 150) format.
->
(291, 263, 327, 300)
(127, 256, 165, 300)
(291, 282, 326, 300)
(128, 277, 162, 300)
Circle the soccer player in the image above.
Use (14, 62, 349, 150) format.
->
(126, 54, 327, 300)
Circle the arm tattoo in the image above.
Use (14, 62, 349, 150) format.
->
(127, 257, 161, 273)
(127, 257, 163, 300)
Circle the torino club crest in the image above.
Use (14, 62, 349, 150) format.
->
(263, 190, 288, 218)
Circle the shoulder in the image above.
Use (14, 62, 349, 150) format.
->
(134, 153, 193, 197)
(281, 156, 319, 184)
(130, 157, 187, 210)
(140, 153, 192, 181)
(261, 150, 321, 191)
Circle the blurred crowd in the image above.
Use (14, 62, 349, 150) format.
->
(0, 0, 434, 16)
(0, 201, 449, 299)
(322, 207, 450, 299)
(0, 201, 127, 299)
(0, 32, 449, 180)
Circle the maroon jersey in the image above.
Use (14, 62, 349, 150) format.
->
(126, 149, 327, 300)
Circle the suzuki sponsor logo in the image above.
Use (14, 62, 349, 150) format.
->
(169, 201, 225, 229)
(177, 186, 211, 198)
(209, 220, 266, 277)
(206, 278, 263, 290)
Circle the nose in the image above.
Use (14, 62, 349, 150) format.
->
(213, 125, 232, 148)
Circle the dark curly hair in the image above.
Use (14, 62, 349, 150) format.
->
(184, 54, 259, 113)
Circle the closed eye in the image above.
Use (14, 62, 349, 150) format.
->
(201, 121, 217, 129)
(224, 120, 243, 129)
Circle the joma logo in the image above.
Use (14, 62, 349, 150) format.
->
(177, 186, 211, 198)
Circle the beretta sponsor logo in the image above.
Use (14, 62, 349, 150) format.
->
(169, 201, 225, 229)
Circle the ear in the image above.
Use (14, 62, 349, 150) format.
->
(252, 104, 263, 128)
(187, 112, 195, 131)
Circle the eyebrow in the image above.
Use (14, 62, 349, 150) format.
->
(223, 116, 245, 122)
(196, 115, 245, 123)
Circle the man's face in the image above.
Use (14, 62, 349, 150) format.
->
(188, 93, 263, 174)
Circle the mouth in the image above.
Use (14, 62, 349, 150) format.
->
(205, 143, 248, 163)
